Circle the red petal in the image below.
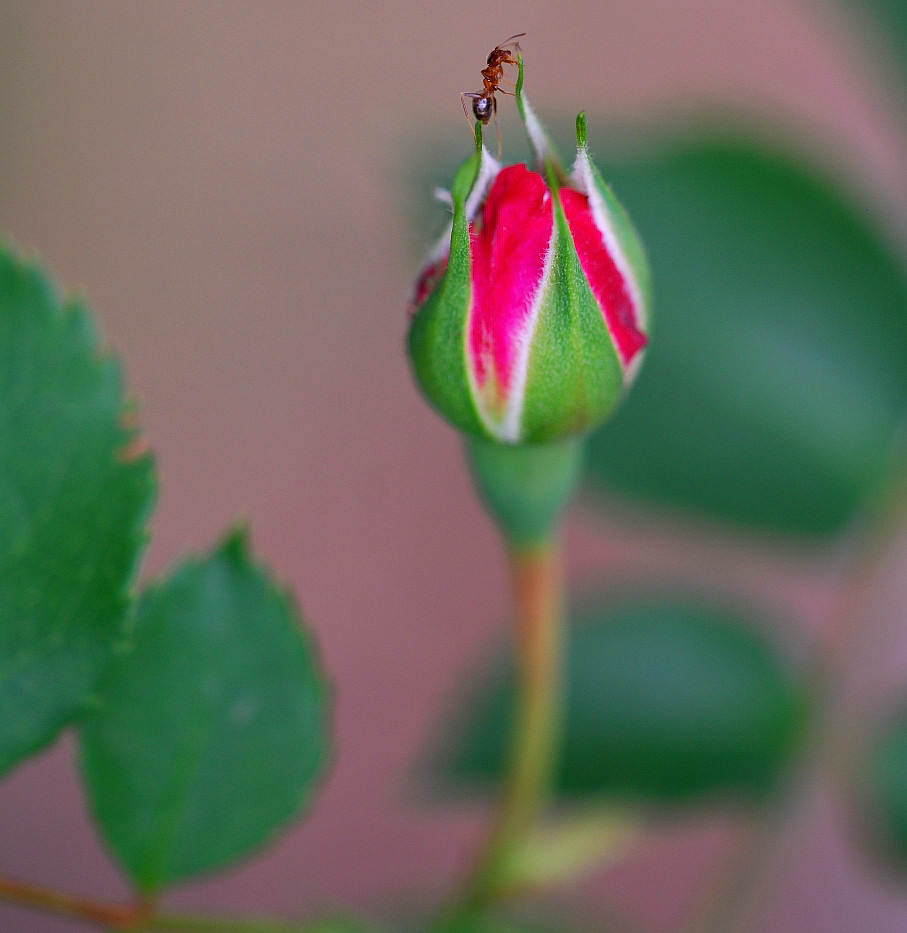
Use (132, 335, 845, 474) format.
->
(468, 164, 554, 395)
(560, 188, 647, 365)
(409, 258, 447, 316)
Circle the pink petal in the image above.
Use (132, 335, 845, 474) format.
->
(561, 188, 647, 365)
(468, 164, 554, 396)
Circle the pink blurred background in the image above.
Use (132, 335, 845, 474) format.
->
(1, 1, 907, 930)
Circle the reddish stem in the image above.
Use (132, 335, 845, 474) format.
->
(454, 539, 564, 911)
(0, 874, 153, 929)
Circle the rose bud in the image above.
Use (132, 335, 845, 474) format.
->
(407, 109, 651, 445)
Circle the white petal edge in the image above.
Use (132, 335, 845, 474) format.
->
(570, 147, 647, 337)
(497, 203, 558, 443)
(423, 146, 502, 269)
(520, 94, 554, 168)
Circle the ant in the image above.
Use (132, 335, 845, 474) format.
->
(460, 33, 525, 156)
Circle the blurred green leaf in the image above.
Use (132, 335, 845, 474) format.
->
(840, 0, 907, 89)
(495, 810, 639, 893)
(585, 138, 907, 539)
(856, 706, 907, 869)
(0, 244, 155, 777)
(429, 600, 807, 803)
(432, 915, 573, 933)
(79, 531, 328, 892)
(303, 923, 376, 933)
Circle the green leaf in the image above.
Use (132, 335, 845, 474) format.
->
(584, 138, 907, 539)
(79, 531, 329, 892)
(429, 599, 807, 803)
(0, 244, 155, 777)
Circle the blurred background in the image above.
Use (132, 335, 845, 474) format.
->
(1, 1, 907, 931)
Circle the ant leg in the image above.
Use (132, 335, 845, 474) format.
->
(460, 92, 479, 137)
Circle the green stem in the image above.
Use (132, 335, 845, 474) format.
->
(455, 537, 564, 911)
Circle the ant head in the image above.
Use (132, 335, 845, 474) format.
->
(472, 96, 494, 124)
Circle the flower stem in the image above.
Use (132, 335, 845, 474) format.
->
(455, 537, 564, 912)
(0, 874, 338, 933)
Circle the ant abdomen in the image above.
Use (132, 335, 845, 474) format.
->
(473, 96, 494, 123)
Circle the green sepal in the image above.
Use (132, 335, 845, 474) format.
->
(452, 146, 482, 204)
(575, 112, 587, 148)
(518, 192, 624, 443)
(515, 55, 525, 114)
(408, 150, 486, 438)
(573, 122, 652, 328)
(465, 436, 585, 546)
